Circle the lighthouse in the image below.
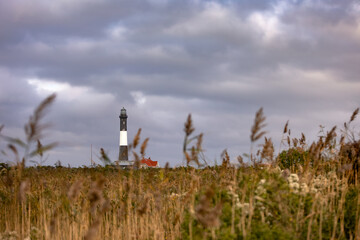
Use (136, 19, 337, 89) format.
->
(119, 107, 128, 161)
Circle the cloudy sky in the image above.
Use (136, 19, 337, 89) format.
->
(0, 0, 360, 167)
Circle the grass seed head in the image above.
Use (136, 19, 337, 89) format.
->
(196, 133, 203, 151)
(99, 199, 110, 213)
(137, 196, 150, 216)
(237, 155, 244, 165)
(292, 138, 298, 147)
(50, 210, 58, 236)
(133, 151, 140, 168)
(340, 135, 345, 146)
(325, 126, 337, 147)
(100, 148, 111, 165)
(283, 120, 289, 134)
(251, 107, 267, 142)
(300, 133, 306, 145)
(195, 187, 222, 228)
(18, 179, 30, 203)
(8, 144, 19, 163)
(350, 108, 359, 122)
(140, 137, 149, 157)
(67, 180, 82, 201)
(185, 151, 192, 165)
(37, 140, 43, 157)
(25, 94, 56, 142)
(133, 128, 142, 149)
(184, 114, 195, 137)
(261, 137, 274, 162)
(88, 177, 106, 212)
(221, 149, 230, 167)
(84, 219, 100, 240)
(287, 136, 291, 146)
(88, 189, 102, 212)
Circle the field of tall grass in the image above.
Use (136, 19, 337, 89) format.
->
(1, 94, 360, 239)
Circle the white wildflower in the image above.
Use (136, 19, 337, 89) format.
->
(289, 182, 300, 192)
(169, 192, 186, 200)
(227, 186, 241, 210)
(254, 196, 265, 202)
(288, 174, 299, 183)
(300, 183, 309, 195)
(287, 173, 301, 192)
(259, 179, 266, 185)
(255, 179, 267, 196)
(238, 202, 250, 216)
(1, 231, 18, 240)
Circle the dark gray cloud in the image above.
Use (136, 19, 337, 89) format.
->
(1, 0, 360, 166)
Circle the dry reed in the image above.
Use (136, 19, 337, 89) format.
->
(0, 95, 359, 239)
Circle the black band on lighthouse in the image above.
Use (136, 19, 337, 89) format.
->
(119, 146, 128, 161)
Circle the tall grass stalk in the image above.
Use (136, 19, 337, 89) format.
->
(1, 96, 359, 239)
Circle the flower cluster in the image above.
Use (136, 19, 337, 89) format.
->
(310, 171, 344, 193)
(255, 179, 266, 212)
(310, 175, 328, 193)
(286, 171, 345, 196)
(238, 202, 250, 216)
(287, 173, 310, 195)
(227, 186, 240, 206)
(287, 174, 300, 193)
(0, 231, 18, 240)
(227, 186, 250, 216)
(169, 192, 187, 200)
(255, 179, 266, 195)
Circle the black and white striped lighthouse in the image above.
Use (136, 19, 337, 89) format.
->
(118, 107, 128, 161)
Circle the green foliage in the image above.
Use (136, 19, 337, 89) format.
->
(250, 222, 295, 240)
(344, 187, 359, 239)
(1, 96, 359, 239)
(278, 148, 309, 170)
(0, 163, 10, 170)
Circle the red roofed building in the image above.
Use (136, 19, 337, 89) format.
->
(140, 157, 159, 168)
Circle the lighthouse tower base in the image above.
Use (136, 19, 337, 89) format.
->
(114, 160, 134, 169)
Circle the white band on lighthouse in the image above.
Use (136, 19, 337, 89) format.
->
(120, 131, 127, 146)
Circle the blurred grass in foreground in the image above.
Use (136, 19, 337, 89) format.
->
(0, 95, 359, 240)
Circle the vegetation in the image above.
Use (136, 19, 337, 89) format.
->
(0, 95, 360, 239)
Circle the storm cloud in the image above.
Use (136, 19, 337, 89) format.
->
(0, 0, 359, 166)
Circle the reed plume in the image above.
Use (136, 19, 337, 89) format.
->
(283, 120, 289, 134)
(184, 114, 194, 137)
(195, 187, 222, 228)
(99, 148, 111, 164)
(84, 220, 100, 240)
(67, 180, 82, 201)
(2, 96, 360, 240)
(350, 108, 359, 122)
(133, 128, 142, 149)
(25, 93, 56, 143)
(324, 126, 337, 147)
(221, 149, 230, 167)
(182, 114, 205, 167)
(140, 137, 149, 157)
(18, 179, 30, 203)
(250, 107, 266, 142)
(261, 137, 274, 163)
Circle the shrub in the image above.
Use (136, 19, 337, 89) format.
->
(278, 147, 309, 170)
